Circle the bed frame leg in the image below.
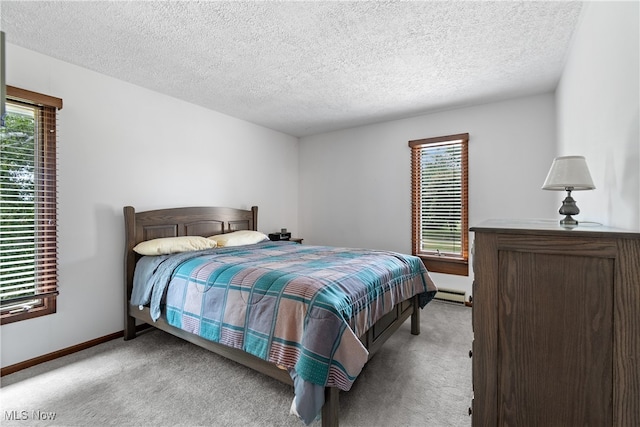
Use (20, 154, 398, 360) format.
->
(124, 309, 136, 341)
(411, 296, 420, 335)
(322, 387, 339, 427)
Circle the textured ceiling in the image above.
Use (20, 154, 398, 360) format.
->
(1, 1, 583, 137)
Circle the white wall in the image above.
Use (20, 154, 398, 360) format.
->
(299, 93, 558, 295)
(556, 1, 639, 230)
(1, 44, 299, 368)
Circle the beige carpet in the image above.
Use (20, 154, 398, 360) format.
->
(0, 300, 472, 427)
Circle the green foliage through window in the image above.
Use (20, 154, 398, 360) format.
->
(1, 89, 60, 324)
(1, 104, 37, 305)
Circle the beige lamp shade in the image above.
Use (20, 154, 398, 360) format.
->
(542, 156, 595, 191)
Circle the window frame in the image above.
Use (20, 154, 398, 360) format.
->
(1, 85, 62, 325)
(409, 133, 469, 276)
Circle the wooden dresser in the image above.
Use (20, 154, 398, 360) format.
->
(470, 220, 639, 427)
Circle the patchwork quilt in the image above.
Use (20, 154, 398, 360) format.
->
(131, 241, 437, 423)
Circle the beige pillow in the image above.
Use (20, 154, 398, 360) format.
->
(208, 230, 269, 247)
(133, 236, 217, 255)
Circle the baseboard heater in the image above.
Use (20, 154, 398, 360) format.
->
(434, 288, 467, 305)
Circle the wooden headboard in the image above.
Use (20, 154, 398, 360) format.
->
(123, 205, 258, 324)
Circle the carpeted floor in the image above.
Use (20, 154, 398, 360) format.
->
(0, 300, 472, 427)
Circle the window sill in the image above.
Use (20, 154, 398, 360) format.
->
(417, 255, 468, 276)
(1, 297, 57, 325)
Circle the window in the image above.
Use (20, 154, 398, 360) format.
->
(409, 133, 469, 276)
(1, 86, 62, 324)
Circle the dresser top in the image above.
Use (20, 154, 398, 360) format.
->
(470, 219, 640, 239)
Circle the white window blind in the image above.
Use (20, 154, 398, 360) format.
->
(418, 141, 462, 254)
(1, 87, 61, 324)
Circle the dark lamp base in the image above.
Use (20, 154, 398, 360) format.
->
(558, 189, 580, 227)
(560, 215, 578, 226)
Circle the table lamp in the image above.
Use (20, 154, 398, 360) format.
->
(542, 155, 595, 226)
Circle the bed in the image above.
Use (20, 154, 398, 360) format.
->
(123, 205, 437, 426)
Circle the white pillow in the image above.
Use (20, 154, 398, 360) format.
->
(133, 235, 217, 255)
(208, 230, 269, 247)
